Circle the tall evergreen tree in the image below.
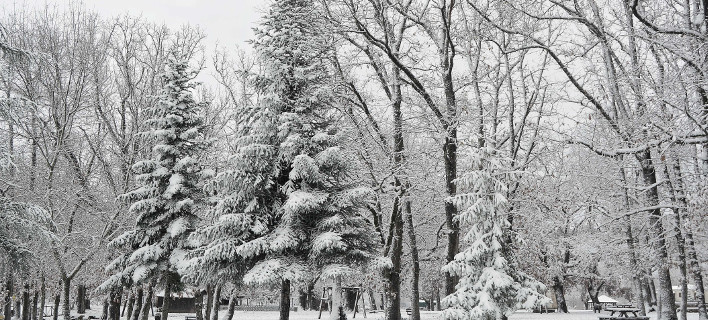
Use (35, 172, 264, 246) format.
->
(442, 147, 548, 320)
(100, 53, 207, 320)
(186, 1, 378, 320)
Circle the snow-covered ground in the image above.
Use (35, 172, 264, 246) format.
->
(161, 310, 697, 320)
(58, 309, 700, 320)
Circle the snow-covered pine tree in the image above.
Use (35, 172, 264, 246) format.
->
(185, 1, 378, 320)
(247, 1, 379, 318)
(100, 53, 206, 320)
(442, 146, 548, 320)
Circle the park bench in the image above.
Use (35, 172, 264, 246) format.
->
(405, 307, 412, 315)
(184, 316, 197, 320)
(676, 301, 701, 313)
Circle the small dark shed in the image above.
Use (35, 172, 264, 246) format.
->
(156, 290, 196, 313)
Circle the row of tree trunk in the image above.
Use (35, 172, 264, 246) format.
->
(1, 277, 46, 320)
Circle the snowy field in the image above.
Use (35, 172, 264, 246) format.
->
(60, 307, 700, 320)
(125, 310, 698, 320)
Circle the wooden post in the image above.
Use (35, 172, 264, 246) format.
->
(361, 289, 366, 318)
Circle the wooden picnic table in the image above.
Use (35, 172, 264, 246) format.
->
(599, 307, 648, 320)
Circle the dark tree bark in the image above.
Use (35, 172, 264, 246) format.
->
(404, 199, 420, 320)
(22, 284, 29, 320)
(685, 232, 708, 320)
(130, 288, 143, 320)
(15, 298, 21, 320)
(124, 292, 134, 320)
(203, 286, 212, 320)
(279, 279, 290, 320)
(648, 278, 657, 306)
(224, 294, 236, 320)
(101, 299, 108, 320)
(637, 150, 677, 320)
(39, 277, 45, 320)
(619, 164, 647, 315)
(109, 290, 121, 320)
(383, 198, 403, 320)
(52, 295, 59, 320)
(664, 161, 688, 320)
(367, 289, 376, 312)
(4, 275, 12, 320)
(161, 283, 172, 320)
(209, 286, 220, 320)
(193, 290, 203, 320)
(77, 285, 86, 314)
(435, 286, 440, 311)
(32, 290, 38, 320)
(552, 277, 568, 313)
(139, 283, 153, 320)
(61, 279, 70, 320)
(587, 280, 604, 312)
(669, 158, 708, 320)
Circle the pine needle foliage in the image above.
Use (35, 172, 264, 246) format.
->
(185, 0, 378, 286)
(442, 147, 548, 320)
(101, 53, 207, 290)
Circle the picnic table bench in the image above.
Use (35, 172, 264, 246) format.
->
(599, 307, 648, 320)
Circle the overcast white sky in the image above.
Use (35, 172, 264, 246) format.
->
(20, 0, 268, 49)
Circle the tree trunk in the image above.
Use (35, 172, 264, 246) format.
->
(619, 163, 647, 315)
(383, 199, 403, 320)
(686, 232, 708, 320)
(139, 284, 153, 320)
(161, 282, 172, 320)
(77, 285, 86, 314)
(22, 284, 30, 320)
(131, 288, 143, 320)
(670, 158, 708, 320)
(330, 276, 342, 320)
(4, 275, 12, 320)
(52, 295, 59, 320)
(649, 278, 657, 306)
(109, 290, 121, 320)
(124, 293, 134, 320)
(32, 290, 39, 320)
(625, 219, 647, 315)
(404, 199, 420, 320)
(15, 298, 21, 320)
(441, 37, 459, 298)
(279, 279, 290, 320)
(209, 285, 220, 320)
(61, 279, 70, 320)
(367, 289, 376, 312)
(298, 289, 307, 311)
(587, 281, 604, 312)
(435, 286, 440, 311)
(443, 134, 458, 297)
(637, 150, 677, 320)
(306, 283, 315, 311)
(641, 278, 652, 309)
(664, 161, 688, 320)
(101, 299, 108, 320)
(39, 277, 46, 320)
(552, 277, 568, 313)
(193, 290, 202, 320)
(225, 294, 236, 320)
(203, 286, 212, 320)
